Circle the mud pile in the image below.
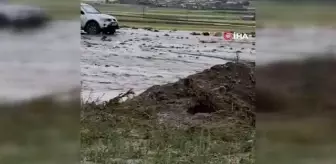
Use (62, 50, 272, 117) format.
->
(118, 62, 255, 126)
(257, 56, 336, 114)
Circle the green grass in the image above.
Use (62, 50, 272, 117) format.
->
(258, 1, 336, 27)
(257, 115, 336, 164)
(112, 12, 241, 22)
(7, 1, 255, 31)
(122, 22, 254, 32)
(0, 92, 80, 164)
(117, 17, 254, 28)
(9, 0, 79, 19)
(81, 99, 254, 164)
(0, 87, 254, 164)
(94, 3, 254, 15)
(114, 14, 254, 25)
(92, 3, 255, 32)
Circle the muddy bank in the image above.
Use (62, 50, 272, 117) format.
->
(257, 55, 336, 115)
(104, 61, 255, 127)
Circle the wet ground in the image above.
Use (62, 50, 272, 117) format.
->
(0, 21, 79, 103)
(258, 28, 336, 65)
(1, 21, 333, 103)
(82, 27, 336, 102)
(81, 28, 256, 102)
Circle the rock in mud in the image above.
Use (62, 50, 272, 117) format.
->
(120, 25, 130, 28)
(119, 62, 255, 127)
(101, 36, 111, 41)
(141, 37, 151, 41)
(199, 40, 217, 43)
(213, 32, 222, 37)
(202, 32, 210, 36)
(143, 27, 153, 31)
(190, 32, 201, 35)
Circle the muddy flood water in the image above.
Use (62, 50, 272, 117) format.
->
(81, 28, 256, 102)
(258, 28, 336, 64)
(82, 27, 335, 102)
(1, 21, 334, 103)
(0, 21, 79, 103)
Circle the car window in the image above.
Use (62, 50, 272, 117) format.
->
(82, 5, 100, 14)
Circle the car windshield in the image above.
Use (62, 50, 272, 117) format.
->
(82, 4, 100, 14)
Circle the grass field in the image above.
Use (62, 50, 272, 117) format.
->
(0, 92, 254, 164)
(0, 94, 80, 164)
(81, 98, 254, 164)
(91, 3, 256, 32)
(258, 1, 336, 27)
(9, 0, 79, 19)
(258, 115, 336, 164)
(7, 0, 255, 32)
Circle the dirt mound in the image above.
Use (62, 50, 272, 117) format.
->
(257, 55, 336, 114)
(118, 62, 255, 126)
(82, 62, 255, 163)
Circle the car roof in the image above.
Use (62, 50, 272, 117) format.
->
(81, 3, 89, 6)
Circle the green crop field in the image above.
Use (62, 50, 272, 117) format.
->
(7, 1, 256, 32)
(91, 3, 256, 32)
(9, 0, 79, 19)
(258, 115, 336, 164)
(258, 1, 336, 27)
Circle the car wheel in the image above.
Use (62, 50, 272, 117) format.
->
(85, 21, 100, 35)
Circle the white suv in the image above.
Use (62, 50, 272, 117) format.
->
(80, 3, 119, 35)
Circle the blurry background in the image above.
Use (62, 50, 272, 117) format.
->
(257, 0, 336, 164)
(1, 0, 79, 102)
(0, 0, 80, 163)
